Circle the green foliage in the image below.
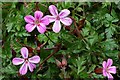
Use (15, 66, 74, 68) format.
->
(1, 2, 120, 80)
(69, 56, 88, 79)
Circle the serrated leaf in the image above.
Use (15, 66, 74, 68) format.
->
(88, 64, 96, 73)
(6, 23, 13, 32)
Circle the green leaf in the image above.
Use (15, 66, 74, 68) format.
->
(105, 26, 116, 38)
(0, 75, 4, 80)
(105, 13, 114, 21)
(101, 39, 118, 51)
(112, 19, 119, 22)
(47, 57, 55, 63)
(76, 7, 83, 12)
(6, 23, 13, 32)
(0, 65, 16, 74)
(38, 34, 48, 42)
(88, 64, 96, 73)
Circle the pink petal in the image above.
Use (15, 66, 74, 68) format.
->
(106, 73, 113, 80)
(34, 11, 43, 20)
(21, 47, 28, 58)
(46, 15, 56, 23)
(103, 69, 107, 77)
(52, 21, 61, 33)
(28, 62, 36, 72)
(49, 5, 58, 16)
(25, 24, 36, 32)
(59, 9, 70, 18)
(40, 16, 50, 25)
(19, 62, 28, 75)
(12, 58, 24, 65)
(37, 23, 46, 34)
(60, 17, 72, 26)
(108, 66, 116, 74)
(102, 61, 107, 68)
(28, 56, 40, 63)
(108, 78, 113, 80)
(107, 59, 113, 67)
(24, 15, 35, 24)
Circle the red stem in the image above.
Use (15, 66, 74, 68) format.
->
(38, 43, 61, 71)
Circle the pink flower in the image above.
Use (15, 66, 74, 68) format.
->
(24, 11, 49, 34)
(102, 59, 116, 80)
(12, 47, 40, 75)
(47, 5, 72, 33)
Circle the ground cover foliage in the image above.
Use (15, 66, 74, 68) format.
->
(1, 2, 120, 80)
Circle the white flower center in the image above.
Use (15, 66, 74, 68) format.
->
(106, 68, 109, 73)
(34, 20, 40, 25)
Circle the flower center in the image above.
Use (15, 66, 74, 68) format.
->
(56, 16, 60, 20)
(25, 58, 28, 63)
(106, 68, 109, 72)
(34, 20, 40, 25)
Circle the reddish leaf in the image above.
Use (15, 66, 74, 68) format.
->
(94, 68, 103, 74)
(11, 49, 16, 58)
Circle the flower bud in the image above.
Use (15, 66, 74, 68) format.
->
(62, 57, 67, 67)
(55, 59, 62, 68)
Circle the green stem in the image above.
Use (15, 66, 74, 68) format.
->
(83, 4, 86, 17)
(61, 67, 66, 79)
